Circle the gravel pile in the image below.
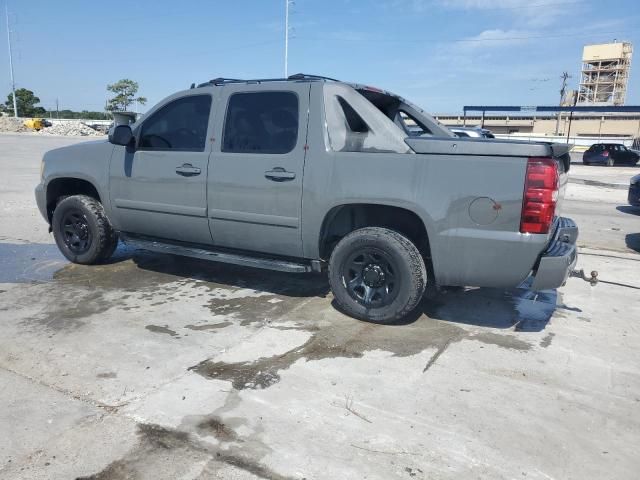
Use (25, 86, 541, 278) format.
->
(0, 116, 28, 133)
(38, 121, 105, 137)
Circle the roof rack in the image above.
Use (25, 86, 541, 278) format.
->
(287, 73, 341, 82)
(195, 73, 341, 88)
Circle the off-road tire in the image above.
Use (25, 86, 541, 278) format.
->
(52, 195, 118, 264)
(328, 227, 427, 323)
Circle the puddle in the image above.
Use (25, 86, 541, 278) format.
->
(77, 422, 293, 480)
(189, 314, 535, 390)
(145, 325, 180, 337)
(0, 242, 68, 283)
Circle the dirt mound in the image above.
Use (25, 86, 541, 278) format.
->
(38, 121, 105, 137)
(0, 116, 28, 133)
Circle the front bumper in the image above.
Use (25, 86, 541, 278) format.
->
(35, 183, 48, 222)
(628, 183, 640, 206)
(531, 217, 578, 291)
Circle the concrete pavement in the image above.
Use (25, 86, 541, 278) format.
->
(1, 134, 639, 479)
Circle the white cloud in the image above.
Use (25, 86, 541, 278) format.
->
(455, 28, 531, 49)
(394, 0, 580, 27)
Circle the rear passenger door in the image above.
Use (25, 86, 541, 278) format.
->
(208, 83, 310, 257)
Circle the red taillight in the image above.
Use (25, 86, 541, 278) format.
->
(520, 157, 558, 234)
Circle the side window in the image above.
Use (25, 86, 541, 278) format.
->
(323, 84, 410, 154)
(338, 97, 369, 133)
(139, 95, 212, 151)
(222, 92, 298, 154)
(454, 131, 469, 138)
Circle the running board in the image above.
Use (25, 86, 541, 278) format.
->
(120, 234, 314, 273)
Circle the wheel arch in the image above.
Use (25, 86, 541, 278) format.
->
(318, 203, 433, 264)
(45, 176, 102, 222)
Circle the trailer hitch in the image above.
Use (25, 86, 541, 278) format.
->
(570, 269, 599, 286)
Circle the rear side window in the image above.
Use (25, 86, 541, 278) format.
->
(454, 131, 469, 138)
(222, 92, 298, 154)
(323, 84, 410, 154)
(139, 95, 212, 151)
(338, 97, 369, 133)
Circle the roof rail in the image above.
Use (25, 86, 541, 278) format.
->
(287, 73, 341, 82)
(195, 74, 341, 88)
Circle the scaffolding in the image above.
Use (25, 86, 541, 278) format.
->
(577, 42, 633, 106)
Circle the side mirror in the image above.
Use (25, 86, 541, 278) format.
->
(109, 125, 134, 146)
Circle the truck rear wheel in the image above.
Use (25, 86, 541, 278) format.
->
(52, 195, 118, 265)
(328, 227, 427, 323)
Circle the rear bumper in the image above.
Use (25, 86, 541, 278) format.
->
(530, 217, 578, 291)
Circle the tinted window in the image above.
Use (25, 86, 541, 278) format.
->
(454, 131, 469, 137)
(139, 95, 211, 151)
(222, 92, 298, 154)
(338, 96, 369, 133)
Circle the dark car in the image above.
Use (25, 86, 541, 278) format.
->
(629, 174, 640, 206)
(583, 143, 640, 166)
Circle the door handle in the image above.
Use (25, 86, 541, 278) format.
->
(175, 163, 201, 177)
(265, 167, 296, 182)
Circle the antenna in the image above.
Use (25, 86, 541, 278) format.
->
(5, 2, 17, 117)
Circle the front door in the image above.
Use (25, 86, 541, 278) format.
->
(109, 93, 216, 244)
(208, 83, 310, 257)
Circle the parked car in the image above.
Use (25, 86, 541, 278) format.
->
(629, 174, 640, 207)
(35, 74, 578, 323)
(583, 143, 640, 166)
(449, 126, 495, 139)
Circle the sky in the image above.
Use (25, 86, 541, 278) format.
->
(1, 0, 639, 114)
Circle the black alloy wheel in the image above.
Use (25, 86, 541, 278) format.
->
(342, 247, 400, 308)
(61, 208, 93, 254)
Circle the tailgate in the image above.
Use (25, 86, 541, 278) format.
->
(405, 137, 572, 240)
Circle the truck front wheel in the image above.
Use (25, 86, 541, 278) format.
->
(328, 227, 427, 323)
(52, 195, 118, 264)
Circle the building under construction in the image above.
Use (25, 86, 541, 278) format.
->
(577, 42, 633, 106)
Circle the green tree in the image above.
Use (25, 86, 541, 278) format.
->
(4, 88, 46, 117)
(106, 79, 147, 112)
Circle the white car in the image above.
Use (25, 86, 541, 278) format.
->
(449, 126, 495, 139)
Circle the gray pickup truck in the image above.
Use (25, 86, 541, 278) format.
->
(35, 74, 578, 323)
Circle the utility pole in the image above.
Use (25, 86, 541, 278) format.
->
(5, 2, 18, 118)
(284, 0, 289, 78)
(555, 72, 571, 136)
(55, 98, 59, 119)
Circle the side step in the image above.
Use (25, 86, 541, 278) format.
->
(120, 234, 314, 273)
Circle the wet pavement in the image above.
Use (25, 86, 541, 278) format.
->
(1, 134, 639, 479)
